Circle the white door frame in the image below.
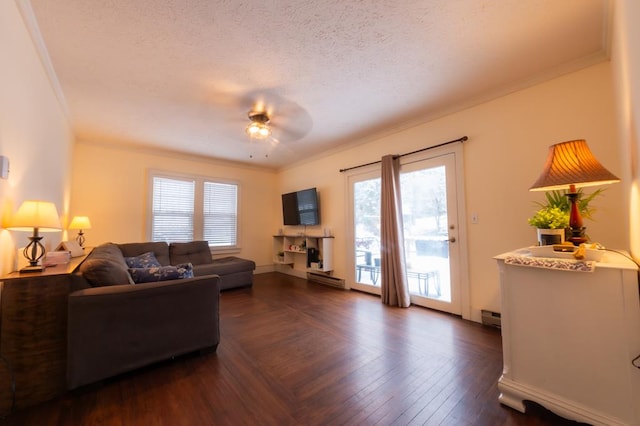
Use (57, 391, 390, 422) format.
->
(344, 142, 470, 320)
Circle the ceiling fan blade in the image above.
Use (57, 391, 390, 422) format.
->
(269, 108, 312, 142)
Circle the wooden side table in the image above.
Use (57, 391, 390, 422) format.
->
(0, 254, 87, 414)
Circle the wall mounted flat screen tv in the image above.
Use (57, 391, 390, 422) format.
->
(282, 187, 320, 225)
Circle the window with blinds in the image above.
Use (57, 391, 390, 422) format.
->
(204, 182, 237, 247)
(151, 177, 195, 242)
(149, 174, 239, 249)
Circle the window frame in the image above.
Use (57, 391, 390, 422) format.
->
(147, 170, 241, 254)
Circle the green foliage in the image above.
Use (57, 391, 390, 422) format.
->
(527, 206, 570, 229)
(534, 188, 605, 220)
(529, 188, 605, 228)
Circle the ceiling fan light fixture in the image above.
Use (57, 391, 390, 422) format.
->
(246, 111, 272, 139)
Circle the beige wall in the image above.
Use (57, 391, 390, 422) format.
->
(5, 0, 630, 325)
(0, 1, 73, 275)
(70, 142, 278, 268)
(280, 61, 624, 321)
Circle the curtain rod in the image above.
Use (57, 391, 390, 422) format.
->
(339, 136, 468, 173)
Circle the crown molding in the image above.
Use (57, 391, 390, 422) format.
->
(15, 0, 70, 121)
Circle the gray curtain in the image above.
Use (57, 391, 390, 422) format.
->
(380, 155, 410, 307)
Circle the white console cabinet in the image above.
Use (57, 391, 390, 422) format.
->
(495, 249, 640, 425)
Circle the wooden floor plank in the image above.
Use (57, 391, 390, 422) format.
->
(3, 272, 585, 425)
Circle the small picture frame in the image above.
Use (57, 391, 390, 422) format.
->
(56, 240, 84, 257)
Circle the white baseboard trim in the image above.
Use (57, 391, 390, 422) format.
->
(498, 377, 629, 426)
(254, 264, 275, 274)
(254, 264, 308, 278)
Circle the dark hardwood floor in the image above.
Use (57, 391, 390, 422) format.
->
(3, 273, 585, 425)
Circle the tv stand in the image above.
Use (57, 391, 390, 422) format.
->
(273, 234, 333, 273)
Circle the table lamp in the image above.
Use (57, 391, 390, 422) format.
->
(68, 215, 92, 247)
(8, 200, 62, 272)
(529, 139, 620, 245)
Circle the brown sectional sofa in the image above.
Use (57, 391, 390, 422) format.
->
(73, 240, 256, 291)
(67, 241, 255, 389)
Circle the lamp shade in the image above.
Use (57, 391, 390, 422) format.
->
(68, 216, 92, 230)
(529, 139, 620, 191)
(8, 200, 62, 232)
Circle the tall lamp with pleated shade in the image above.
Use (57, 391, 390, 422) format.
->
(529, 140, 620, 245)
(8, 200, 62, 272)
(68, 216, 92, 247)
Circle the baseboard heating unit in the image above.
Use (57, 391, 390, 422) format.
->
(306, 272, 345, 289)
(481, 310, 501, 329)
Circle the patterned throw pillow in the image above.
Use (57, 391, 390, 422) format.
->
(128, 263, 194, 284)
(176, 262, 194, 278)
(125, 252, 162, 268)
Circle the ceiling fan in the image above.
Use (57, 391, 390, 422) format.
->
(243, 107, 281, 159)
(245, 110, 273, 139)
(210, 89, 313, 159)
(243, 99, 312, 159)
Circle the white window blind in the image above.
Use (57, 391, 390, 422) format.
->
(151, 177, 195, 242)
(149, 173, 239, 250)
(204, 182, 237, 247)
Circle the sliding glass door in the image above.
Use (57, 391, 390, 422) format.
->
(348, 148, 465, 315)
(352, 173, 382, 293)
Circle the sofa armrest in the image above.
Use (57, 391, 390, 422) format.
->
(67, 275, 220, 389)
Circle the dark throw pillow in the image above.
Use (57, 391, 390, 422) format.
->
(128, 263, 194, 284)
(125, 251, 162, 269)
(80, 257, 133, 287)
(80, 243, 134, 286)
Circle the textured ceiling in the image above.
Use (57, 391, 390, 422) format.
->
(25, 0, 610, 169)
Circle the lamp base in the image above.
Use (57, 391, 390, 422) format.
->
(76, 230, 85, 248)
(19, 264, 45, 273)
(568, 226, 588, 246)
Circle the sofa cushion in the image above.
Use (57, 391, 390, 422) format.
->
(125, 251, 162, 268)
(128, 263, 194, 284)
(119, 242, 171, 266)
(193, 256, 255, 276)
(79, 243, 133, 287)
(169, 241, 213, 266)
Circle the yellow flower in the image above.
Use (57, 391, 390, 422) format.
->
(527, 207, 569, 229)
